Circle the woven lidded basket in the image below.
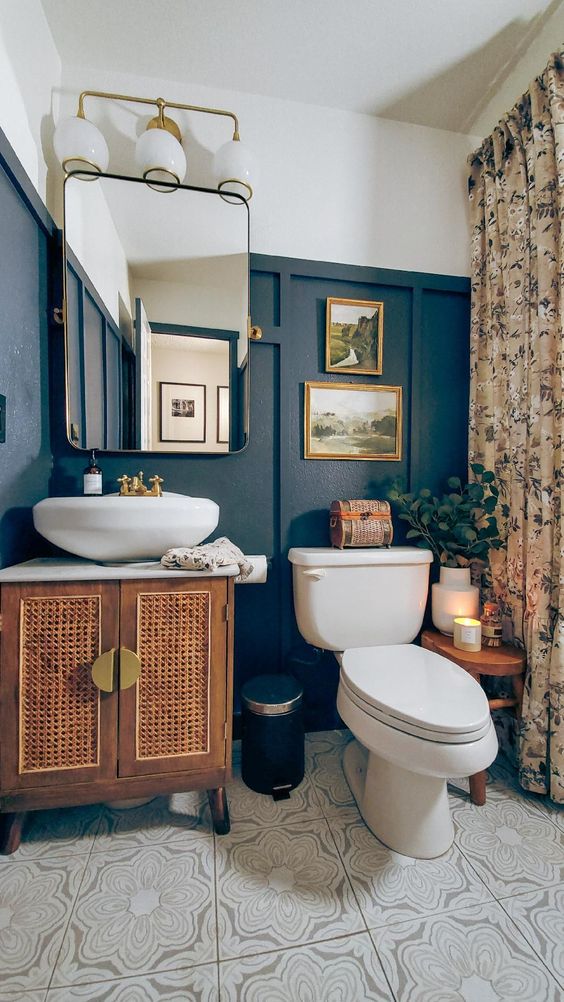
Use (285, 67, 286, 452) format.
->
(329, 500, 393, 549)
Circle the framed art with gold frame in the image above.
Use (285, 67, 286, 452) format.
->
(325, 297, 384, 375)
(304, 381, 402, 461)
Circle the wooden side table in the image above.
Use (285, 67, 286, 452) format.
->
(420, 629, 527, 806)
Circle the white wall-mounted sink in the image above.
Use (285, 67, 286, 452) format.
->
(33, 493, 219, 563)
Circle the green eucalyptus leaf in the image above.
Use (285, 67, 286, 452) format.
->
(471, 463, 485, 474)
(447, 476, 461, 489)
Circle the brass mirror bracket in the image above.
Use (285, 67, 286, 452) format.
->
(248, 317, 262, 341)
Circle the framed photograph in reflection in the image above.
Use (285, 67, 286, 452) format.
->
(217, 385, 229, 444)
(159, 382, 206, 443)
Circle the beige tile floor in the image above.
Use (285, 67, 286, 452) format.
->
(0, 730, 563, 1001)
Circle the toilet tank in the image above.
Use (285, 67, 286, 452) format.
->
(289, 546, 433, 650)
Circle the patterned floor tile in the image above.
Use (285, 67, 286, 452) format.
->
(0, 993, 46, 1002)
(501, 884, 564, 988)
(46, 965, 219, 1000)
(92, 791, 213, 852)
(215, 819, 364, 959)
(331, 810, 493, 928)
(220, 933, 392, 1001)
(225, 761, 324, 830)
(51, 842, 216, 986)
(372, 900, 562, 1001)
(305, 729, 356, 815)
(0, 856, 86, 993)
(0, 804, 102, 862)
(452, 794, 564, 897)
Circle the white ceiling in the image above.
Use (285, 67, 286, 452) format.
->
(41, 0, 559, 133)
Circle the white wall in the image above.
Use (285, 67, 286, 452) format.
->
(151, 341, 229, 453)
(57, 64, 479, 277)
(132, 255, 247, 363)
(65, 180, 132, 326)
(469, 5, 564, 139)
(0, 0, 61, 209)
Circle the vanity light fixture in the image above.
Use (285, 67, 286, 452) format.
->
(53, 90, 257, 198)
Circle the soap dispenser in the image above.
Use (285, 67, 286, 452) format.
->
(83, 449, 103, 496)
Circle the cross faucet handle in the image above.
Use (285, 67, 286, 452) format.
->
(117, 474, 131, 495)
(149, 475, 164, 496)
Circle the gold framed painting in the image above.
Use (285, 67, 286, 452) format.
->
(304, 381, 402, 461)
(326, 297, 384, 375)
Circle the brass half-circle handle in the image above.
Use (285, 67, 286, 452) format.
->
(91, 648, 116, 692)
(119, 648, 141, 690)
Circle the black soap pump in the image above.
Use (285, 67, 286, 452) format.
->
(83, 449, 103, 496)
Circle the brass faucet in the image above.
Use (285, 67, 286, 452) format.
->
(117, 472, 164, 497)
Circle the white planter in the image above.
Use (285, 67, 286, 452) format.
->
(431, 566, 479, 635)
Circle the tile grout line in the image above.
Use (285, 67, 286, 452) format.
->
(43, 815, 102, 995)
(212, 830, 222, 997)
(495, 895, 564, 992)
(321, 812, 399, 1002)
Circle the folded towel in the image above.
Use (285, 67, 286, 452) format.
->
(161, 537, 253, 582)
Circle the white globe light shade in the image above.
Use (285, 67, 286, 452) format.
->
(135, 129, 187, 186)
(213, 140, 257, 199)
(53, 116, 109, 174)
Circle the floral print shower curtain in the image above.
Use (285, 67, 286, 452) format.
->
(468, 50, 564, 804)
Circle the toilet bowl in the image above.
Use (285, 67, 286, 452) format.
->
(337, 645, 497, 857)
(288, 547, 498, 858)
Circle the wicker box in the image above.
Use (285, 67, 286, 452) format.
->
(329, 500, 393, 549)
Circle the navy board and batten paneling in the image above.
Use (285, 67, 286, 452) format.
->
(0, 127, 470, 728)
(0, 128, 54, 569)
(248, 255, 470, 726)
(65, 250, 123, 450)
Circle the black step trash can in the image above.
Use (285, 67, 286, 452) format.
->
(241, 674, 304, 799)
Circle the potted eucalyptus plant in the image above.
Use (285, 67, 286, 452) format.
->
(388, 464, 503, 634)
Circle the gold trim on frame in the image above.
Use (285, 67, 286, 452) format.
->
(304, 381, 402, 461)
(325, 297, 384, 376)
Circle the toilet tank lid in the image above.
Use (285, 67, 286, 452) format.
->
(288, 546, 433, 567)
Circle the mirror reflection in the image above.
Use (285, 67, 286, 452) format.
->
(63, 172, 250, 453)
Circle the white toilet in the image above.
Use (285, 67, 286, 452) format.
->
(288, 546, 498, 859)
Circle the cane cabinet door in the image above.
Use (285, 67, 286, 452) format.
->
(0, 582, 119, 791)
(117, 578, 230, 777)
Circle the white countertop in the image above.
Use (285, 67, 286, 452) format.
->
(0, 557, 242, 583)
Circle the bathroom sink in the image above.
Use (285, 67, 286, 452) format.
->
(33, 493, 219, 563)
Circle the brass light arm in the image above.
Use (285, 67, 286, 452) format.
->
(77, 90, 240, 141)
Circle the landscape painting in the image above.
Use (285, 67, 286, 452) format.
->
(326, 297, 384, 375)
(305, 381, 401, 461)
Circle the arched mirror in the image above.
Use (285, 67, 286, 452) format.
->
(62, 171, 250, 453)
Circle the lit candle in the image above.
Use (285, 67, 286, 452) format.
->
(453, 617, 481, 652)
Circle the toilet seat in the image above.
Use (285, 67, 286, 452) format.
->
(340, 644, 491, 745)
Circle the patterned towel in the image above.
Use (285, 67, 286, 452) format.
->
(161, 537, 253, 582)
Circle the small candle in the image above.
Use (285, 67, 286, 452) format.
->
(453, 617, 481, 652)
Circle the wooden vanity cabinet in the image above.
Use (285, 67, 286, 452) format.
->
(0, 573, 234, 852)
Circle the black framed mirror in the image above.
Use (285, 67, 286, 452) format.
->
(62, 170, 250, 453)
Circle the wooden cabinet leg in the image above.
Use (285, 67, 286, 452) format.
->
(0, 812, 26, 855)
(469, 771, 487, 806)
(208, 787, 230, 835)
